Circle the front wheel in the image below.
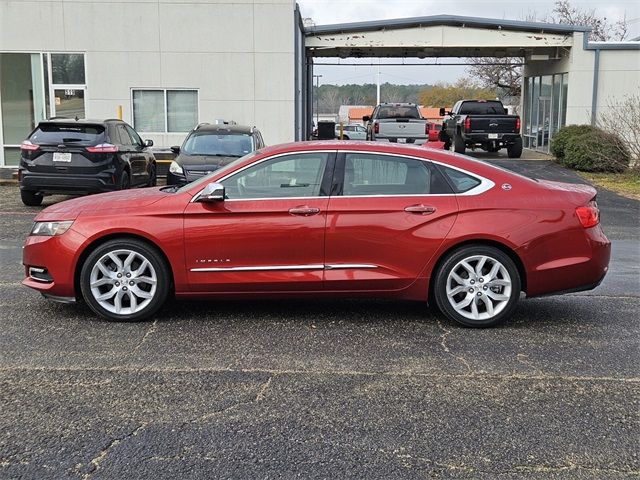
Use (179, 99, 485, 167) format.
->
(119, 171, 131, 190)
(433, 245, 521, 327)
(147, 163, 157, 187)
(80, 239, 170, 321)
(453, 134, 466, 154)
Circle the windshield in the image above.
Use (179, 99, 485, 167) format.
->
(176, 150, 261, 194)
(182, 132, 254, 157)
(30, 123, 105, 145)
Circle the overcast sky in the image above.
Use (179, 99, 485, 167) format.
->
(297, 0, 640, 86)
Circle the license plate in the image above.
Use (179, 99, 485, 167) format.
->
(397, 138, 407, 143)
(488, 133, 498, 139)
(53, 152, 72, 162)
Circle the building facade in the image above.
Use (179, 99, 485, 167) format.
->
(0, 0, 296, 167)
(1, 6, 639, 168)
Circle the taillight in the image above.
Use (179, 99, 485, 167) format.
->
(576, 202, 600, 228)
(21, 141, 40, 152)
(464, 117, 471, 132)
(86, 143, 118, 153)
(515, 116, 521, 133)
(374, 122, 379, 134)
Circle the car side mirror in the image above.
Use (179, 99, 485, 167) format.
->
(439, 107, 446, 117)
(196, 182, 225, 202)
(362, 115, 370, 122)
(170, 145, 180, 154)
(144, 139, 154, 147)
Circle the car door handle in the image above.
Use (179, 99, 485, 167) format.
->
(404, 204, 436, 215)
(289, 206, 320, 216)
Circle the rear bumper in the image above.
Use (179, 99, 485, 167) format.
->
(463, 133, 520, 144)
(523, 225, 611, 298)
(20, 170, 119, 195)
(373, 135, 427, 145)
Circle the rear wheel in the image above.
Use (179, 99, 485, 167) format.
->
(119, 171, 131, 190)
(433, 245, 521, 327)
(453, 134, 466, 154)
(21, 190, 43, 206)
(147, 164, 157, 187)
(341, 135, 350, 140)
(80, 239, 170, 321)
(507, 137, 523, 158)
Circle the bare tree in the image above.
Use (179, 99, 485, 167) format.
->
(466, 1, 629, 98)
(466, 58, 523, 98)
(597, 93, 640, 169)
(381, 85, 404, 103)
(552, 0, 628, 41)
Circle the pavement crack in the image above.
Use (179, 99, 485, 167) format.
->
(516, 353, 544, 375)
(79, 424, 146, 479)
(435, 319, 472, 374)
(192, 375, 274, 423)
(132, 319, 157, 354)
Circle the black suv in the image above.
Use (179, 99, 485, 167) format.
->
(19, 119, 157, 206)
(167, 121, 265, 185)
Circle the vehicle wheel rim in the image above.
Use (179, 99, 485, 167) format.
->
(445, 255, 512, 321)
(89, 249, 157, 315)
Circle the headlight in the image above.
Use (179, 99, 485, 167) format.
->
(30, 221, 74, 236)
(169, 161, 184, 175)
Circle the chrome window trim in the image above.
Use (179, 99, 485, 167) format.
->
(191, 148, 495, 202)
(190, 263, 378, 272)
(191, 150, 336, 202)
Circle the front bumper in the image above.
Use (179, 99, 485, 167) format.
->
(22, 229, 87, 299)
(20, 170, 119, 195)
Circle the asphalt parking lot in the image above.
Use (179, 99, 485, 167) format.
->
(0, 154, 638, 479)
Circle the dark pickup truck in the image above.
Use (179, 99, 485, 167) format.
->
(439, 100, 522, 158)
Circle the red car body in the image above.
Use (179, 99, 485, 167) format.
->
(23, 141, 610, 323)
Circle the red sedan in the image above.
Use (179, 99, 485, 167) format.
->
(22, 141, 610, 327)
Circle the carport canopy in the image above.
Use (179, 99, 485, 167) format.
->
(304, 14, 588, 59)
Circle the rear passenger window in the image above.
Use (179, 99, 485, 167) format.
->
(440, 166, 482, 193)
(343, 154, 451, 196)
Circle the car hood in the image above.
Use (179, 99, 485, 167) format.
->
(176, 154, 241, 168)
(35, 187, 170, 221)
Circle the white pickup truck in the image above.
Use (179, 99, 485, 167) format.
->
(363, 103, 428, 144)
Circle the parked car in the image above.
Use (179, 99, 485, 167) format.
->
(19, 119, 156, 206)
(363, 103, 428, 144)
(426, 122, 442, 142)
(23, 141, 610, 327)
(167, 121, 265, 185)
(439, 100, 522, 157)
(335, 124, 367, 140)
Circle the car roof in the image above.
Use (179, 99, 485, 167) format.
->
(39, 118, 126, 126)
(191, 123, 254, 135)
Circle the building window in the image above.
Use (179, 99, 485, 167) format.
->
(523, 73, 568, 153)
(45, 53, 87, 120)
(132, 89, 198, 133)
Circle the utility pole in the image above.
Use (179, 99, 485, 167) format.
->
(376, 66, 381, 104)
(313, 74, 323, 129)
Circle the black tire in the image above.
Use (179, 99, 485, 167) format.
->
(341, 135, 350, 140)
(453, 134, 466, 154)
(433, 245, 521, 328)
(119, 171, 131, 190)
(507, 137, 523, 158)
(20, 190, 43, 206)
(147, 163, 157, 187)
(443, 141, 451, 150)
(80, 239, 170, 322)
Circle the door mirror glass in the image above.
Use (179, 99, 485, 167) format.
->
(362, 115, 370, 122)
(197, 182, 225, 202)
(439, 107, 446, 117)
(171, 145, 180, 154)
(144, 139, 154, 147)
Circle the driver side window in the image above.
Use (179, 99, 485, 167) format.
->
(221, 153, 329, 199)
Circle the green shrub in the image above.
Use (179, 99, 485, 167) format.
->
(563, 130, 630, 173)
(550, 125, 598, 160)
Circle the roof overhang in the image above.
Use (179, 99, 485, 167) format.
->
(305, 15, 584, 58)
